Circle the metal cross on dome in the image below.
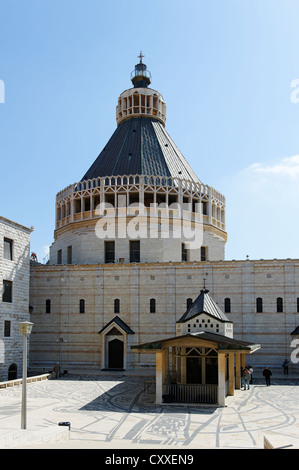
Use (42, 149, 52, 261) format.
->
(138, 51, 144, 63)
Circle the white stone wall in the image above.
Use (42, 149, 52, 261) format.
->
(49, 215, 226, 265)
(0, 217, 32, 381)
(177, 314, 233, 338)
(29, 258, 299, 373)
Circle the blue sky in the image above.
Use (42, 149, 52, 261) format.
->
(1, 0, 299, 262)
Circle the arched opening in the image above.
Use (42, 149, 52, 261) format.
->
(108, 338, 124, 369)
(99, 317, 135, 371)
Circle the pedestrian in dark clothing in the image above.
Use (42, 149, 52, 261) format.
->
(282, 359, 289, 375)
(243, 368, 250, 390)
(263, 366, 272, 386)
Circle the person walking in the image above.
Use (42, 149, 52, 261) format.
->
(282, 359, 289, 375)
(243, 368, 250, 390)
(263, 366, 272, 386)
(241, 367, 245, 389)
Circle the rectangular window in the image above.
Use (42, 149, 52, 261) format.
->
(130, 240, 140, 263)
(57, 249, 62, 265)
(67, 245, 72, 264)
(201, 246, 207, 262)
(4, 238, 13, 260)
(4, 320, 11, 337)
(105, 241, 115, 263)
(79, 299, 85, 314)
(297, 297, 299, 313)
(2, 280, 12, 303)
(46, 299, 51, 314)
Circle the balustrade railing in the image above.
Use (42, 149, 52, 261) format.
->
(164, 383, 218, 404)
(55, 174, 226, 235)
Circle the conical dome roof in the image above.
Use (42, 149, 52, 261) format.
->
(81, 55, 201, 183)
(81, 116, 201, 182)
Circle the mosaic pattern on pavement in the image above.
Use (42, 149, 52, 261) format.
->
(1, 375, 299, 449)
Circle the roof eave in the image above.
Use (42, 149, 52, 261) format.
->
(131, 332, 260, 353)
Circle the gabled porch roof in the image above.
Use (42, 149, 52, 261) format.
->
(98, 316, 135, 335)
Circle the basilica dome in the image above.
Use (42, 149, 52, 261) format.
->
(50, 54, 226, 265)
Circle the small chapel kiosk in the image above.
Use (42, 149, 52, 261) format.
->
(131, 288, 260, 406)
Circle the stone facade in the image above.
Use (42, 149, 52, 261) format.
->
(0, 217, 33, 381)
(27, 57, 299, 376)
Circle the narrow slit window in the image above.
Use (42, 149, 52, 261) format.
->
(150, 298, 156, 313)
(67, 245, 72, 264)
(277, 297, 283, 313)
(46, 299, 51, 314)
(114, 298, 120, 314)
(79, 299, 85, 314)
(224, 297, 231, 313)
(4, 320, 11, 337)
(256, 297, 263, 313)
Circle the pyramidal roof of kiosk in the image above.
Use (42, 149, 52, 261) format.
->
(177, 288, 231, 324)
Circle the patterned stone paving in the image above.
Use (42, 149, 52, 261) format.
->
(1, 374, 299, 449)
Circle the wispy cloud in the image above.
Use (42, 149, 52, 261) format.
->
(247, 155, 299, 180)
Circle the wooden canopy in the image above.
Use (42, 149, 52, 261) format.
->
(131, 332, 260, 406)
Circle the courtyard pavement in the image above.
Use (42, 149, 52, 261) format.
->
(1, 369, 299, 450)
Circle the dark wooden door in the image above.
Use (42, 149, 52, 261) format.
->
(108, 339, 124, 369)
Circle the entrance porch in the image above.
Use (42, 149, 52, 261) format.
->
(132, 332, 260, 406)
